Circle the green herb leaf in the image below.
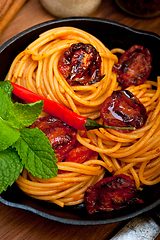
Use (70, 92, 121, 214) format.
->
(0, 80, 13, 98)
(0, 81, 58, 194)
(13, 127, 58, 179)
(0, 117, 20, 151)
(7, 101, 43, 129)
(0, 83, 13, 120)
(0, 147, 23, 193)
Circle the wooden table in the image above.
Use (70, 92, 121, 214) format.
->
(0, 0, 160, 239)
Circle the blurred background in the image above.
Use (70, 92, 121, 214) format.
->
(1, 0, 160, 46)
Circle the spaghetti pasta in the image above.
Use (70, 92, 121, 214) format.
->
(8, 26, 118, 118)
(78, 77, 160, 190)
(16, 160, 106, 207)
(7, 26, 160, 207)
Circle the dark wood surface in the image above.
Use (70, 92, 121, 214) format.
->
(0, 0, 160, 239)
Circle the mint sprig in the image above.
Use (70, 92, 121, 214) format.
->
(0, 84, 13, 120)
(0, 117, 20, 151)
(0, 147, 23, 193)
(14, 128, 58, 179)
(7, 101, 43, 128)
(0, 81, 58, 194)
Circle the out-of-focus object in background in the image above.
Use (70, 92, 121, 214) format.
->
(115, 0, 160, 18)
(40, 0, 102, 17)
(0, 0, 27, 35)
(0, 0, 13, 21)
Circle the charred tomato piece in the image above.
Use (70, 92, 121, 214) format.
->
(84, 174, 143, 214)
(29, 116, 77, 162)
(58, 42, 102, 86)
(30, 115, 96, 164)
(100, 90, 147, 130)
(113, 45, 152, 89)
(65, 145, 96, 163)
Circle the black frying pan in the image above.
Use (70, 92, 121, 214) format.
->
(0, 17, 159, 225)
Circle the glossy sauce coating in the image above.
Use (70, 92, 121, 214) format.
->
(100, 90, 147, 130)
(29, 116, 95, 163)
(84, 174, 143, 213)
(58, 42, 102, 86)
(65, 145, 95, 163)
(30, 116, 77, 162)
(113, 45, 152, 89)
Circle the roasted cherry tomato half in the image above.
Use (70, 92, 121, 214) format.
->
(30, 116, 77, 162)
(84, 174, 143, 214)
(30, 115, 96, 164)
(58, 42, 102, 86)
(113, 45, 152, 89)
(65, 145, 95, 163)
(100, 90, 147, 130)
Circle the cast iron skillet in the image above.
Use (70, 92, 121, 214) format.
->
(0, 17, 160, 225)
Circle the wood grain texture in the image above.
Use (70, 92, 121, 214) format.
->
(0, 0, 13, 21)
(0, 0, 160, 239)
(0, 202, 126, 240)
(0, 0, 28, 35)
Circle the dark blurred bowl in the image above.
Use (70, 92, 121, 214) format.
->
(0, 17, 160, 225)
(114, 0, 160, 18)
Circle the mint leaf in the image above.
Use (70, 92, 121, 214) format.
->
(0, 84, 13, 120)
(0, 80, 13, 98)
(13, 127, 58, 179)
(0, 117, 20, 151)
(7, 101, 43, 129)
(0, 81, 58, 194)
(0, 147, 23, 193)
